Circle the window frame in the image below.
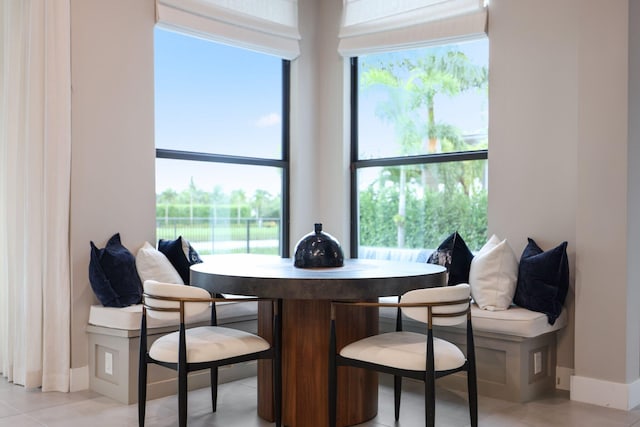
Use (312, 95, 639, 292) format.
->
(349, 56, 488, 258)
(155, 58, 291, 257)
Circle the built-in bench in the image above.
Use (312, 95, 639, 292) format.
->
(88, 246, 567, 404)
(365, 246, 568, 402)
(86, 299, 259, 404)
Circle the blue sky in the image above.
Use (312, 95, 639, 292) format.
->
(154, 28, 283, 195)
(154, 29, 488, 195)
(154, 28, 282, 159)
(358, 39, 489, 159)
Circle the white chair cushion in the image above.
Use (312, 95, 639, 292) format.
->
(469, 235, 518, 311)
(136, 242, 184, 284)
(339, 331, 465, 372)
(149, 326, 270, 364)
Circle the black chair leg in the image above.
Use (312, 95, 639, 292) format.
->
(138, 314, 148, 427)
(468, 367, 478, 427)
(211, 366, 218, 412)
(274, 355, 282, 427)
(425, 373, 436, 427)
(138, 356, 147, 427)
(467, 320, 478, 427)
(328, 362, 337, 427)
(394, 375, 402, 421)
(178, 368, 188, 427)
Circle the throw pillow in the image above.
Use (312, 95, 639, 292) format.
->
(427, 231, 474, 285)
(89, 233, 142, 307)
(158, 236, 203, 284)
(136, 241, 184, 285)
(514, 238, 569, 325)
(469, 235, 518, 311)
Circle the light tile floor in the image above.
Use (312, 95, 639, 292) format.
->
(1, 375, 640, 427)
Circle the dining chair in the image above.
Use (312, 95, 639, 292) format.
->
(328, 283, 477, 427)
(138, 280, 281, 427)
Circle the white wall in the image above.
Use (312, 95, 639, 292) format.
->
(488, 0, 579, 374)
(290, 0, 351, 252)
(571, 1, 638, 409)
(575, 0, 630, 382)
(69, 0, 156, 375)
(289, 0, 321, 250)
(490, 0, 640, 409)
(629, 0, 640, 386)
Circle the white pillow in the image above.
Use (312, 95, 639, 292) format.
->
(469, 235, 518, 311)
(136, 241, 184, 285)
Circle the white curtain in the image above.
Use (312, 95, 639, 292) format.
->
(339, 0, 488, 56)
(0, 0, 71, 391)
(156, 0, 301, 59)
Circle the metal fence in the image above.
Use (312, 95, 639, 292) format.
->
(156, 217, 280, 255)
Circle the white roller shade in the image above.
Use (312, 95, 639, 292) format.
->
(156, 0, 301, 59)
(339, 0, 488, 56)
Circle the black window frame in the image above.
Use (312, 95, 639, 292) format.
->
(156, 59, 291, 257)
(349, 56, 489, 258)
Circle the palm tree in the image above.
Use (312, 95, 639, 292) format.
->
(360, 48, 488, 247)
(404, 50, 487, 154)
(361, 66, 421, 248)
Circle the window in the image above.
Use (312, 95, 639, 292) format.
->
(351, 38, 488, 257)
(155, 28, 290, 256)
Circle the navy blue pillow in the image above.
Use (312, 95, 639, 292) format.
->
(427, 231, 474, 285)
(89, 233, 142, 307)
(514, 238, 569, 325)
(158, 236, 202, 285)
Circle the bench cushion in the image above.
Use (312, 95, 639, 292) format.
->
(89, 300, 258, 331)
(379, 297, 566, 338)
(469, 303, 566, 338)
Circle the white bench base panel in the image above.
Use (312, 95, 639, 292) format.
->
(87, 302, 259, 405)
(435, 326, 557, 402)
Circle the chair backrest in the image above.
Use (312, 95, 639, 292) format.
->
(143, 280, 211, 321)
(400, 283, 470, 326)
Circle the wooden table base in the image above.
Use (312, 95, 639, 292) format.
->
(258, 299, 378, 427)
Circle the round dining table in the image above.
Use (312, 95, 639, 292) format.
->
(190, 254, 446, 427)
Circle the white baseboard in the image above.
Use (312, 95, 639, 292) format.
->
(70, 365, 89, 392)
(571, 375, 640, 410)
(556, 366, 574, 391)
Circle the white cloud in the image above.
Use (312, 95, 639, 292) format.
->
(255, 113, 281, 127)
